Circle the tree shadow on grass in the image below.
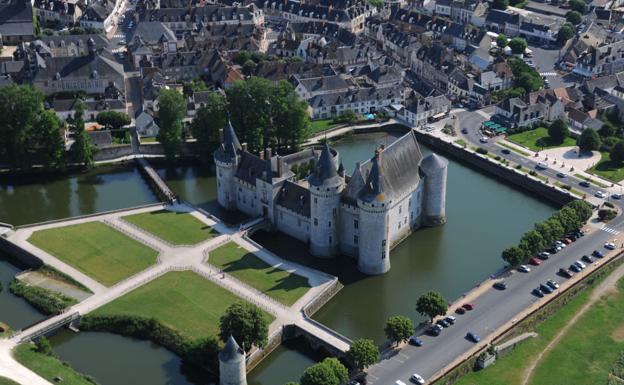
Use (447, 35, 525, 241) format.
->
(536, 136, 565, 148)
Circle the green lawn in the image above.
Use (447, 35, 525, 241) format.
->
(455, 139, 467, 147)
(28, 222, 158, 287)
(123, 210, 218, 245)
(208, 242, 310, 306)
(507, 127, 577, 151)
(92, 271, 274, 340)
(588, 151, 624, 182)
(0, 377, 20, 385)
(14, 344, 96, 385)
(310, 119, 339, 134)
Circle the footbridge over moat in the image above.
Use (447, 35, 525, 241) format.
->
(0, 203, 350, 385)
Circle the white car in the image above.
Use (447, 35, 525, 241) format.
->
(605, 242, 617, 250)
(411, 373, 426, 384)
(395, 381, 407, 385)
(595, 191, 607, 198)
(479, 137, 488, 143)
(536, 162, 548, 170)
(575, 260, 587, 269)
(518, 264, 531, 273)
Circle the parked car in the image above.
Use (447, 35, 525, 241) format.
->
(540, 283, 553, 294)
(612, 193, 622, 200)
(426, 326, 441, 336)
(536, 162, 548, 170)
(595, 191, 607, 198)
(579, 181, 591, 187)
(559, 267, 573, 278)
(395, 381, 407, 385)
(461, 128, 469, 134)
(410, 373, 425, 384)
(582, 255, 593, 264)
(480, 137, 488, 143)
(574, 260, 586, 269)
(570, 264, 581, 273)
(466, 332, 481, 343)
(347, 381, 361, 385)
(455, 307, 466, 314)
(533, 287, 544, 297)
(493, 281, 507, 290)
(501, 148, 511, 155)
(593, 250, 605, 258)
(409, 336, 423, 346)
(462, 303, 475, 311)
(605, 242, 617, 250)
(436, 319, 450, 328)
(518, 264, 531, 273)
(556, 172, 566, 178)
(561, 238, 573, 245)
(555, 240, 566, 248)
(445, 316, 457, 324)
(538, 252, 550, 260)
(529, 257, 541, 266)
(547, 279, 560, 289)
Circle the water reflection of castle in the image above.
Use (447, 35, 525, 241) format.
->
(215, 122, 448, 275)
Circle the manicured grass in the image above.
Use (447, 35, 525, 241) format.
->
(140, 137, 158, 143)
(529, 278, 624, 385)
(588, 151, 624, 182)
(208, 242, 310, 306)
(28, 222, 158, 287)
(123, 210, 218, 245)
(574, 173, 610, 188)
(0, 377, 20, 385)
(453, 282, 594, 385)
(455, 139, 467, 147)
(92, 271, 274, 340)
(310, 119, 339, 134)
(14, 344, 96, 385)
(507, 127, 577, 151)
(498, 141, 531, 156)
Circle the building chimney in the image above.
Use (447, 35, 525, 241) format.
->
(241, 142, 248, 152)
(259, 150, 264, 160)
(277, 156, 284, 176)
(375, 145, 384, 161)
(219, 128, 224, 142)
(265, 147, 272, 160)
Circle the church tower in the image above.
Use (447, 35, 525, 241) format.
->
(214, 121, 241, 211)
(219, 336, 247, 385)
(308, 144, 344, 258)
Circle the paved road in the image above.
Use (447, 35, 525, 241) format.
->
(368, 213, 624, 384)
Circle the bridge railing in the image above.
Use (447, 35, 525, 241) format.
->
(17, 312, 80, 343)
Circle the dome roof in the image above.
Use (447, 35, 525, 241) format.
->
(420, 153, 448, 173)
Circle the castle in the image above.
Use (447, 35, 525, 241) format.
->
(214, 122, 448, 275)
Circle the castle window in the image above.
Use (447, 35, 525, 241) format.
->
(314, 218, 318, 226)
(333, 208, 337, 217)
(404, 217, 407, 224)
(328, 221, 331, 228)
(354, 235, 358, 244)
(382, 250, 386, 259)
(218, 181, 221, 187)
(399, 205, 402, 214)
(398, 222, 401, 229)
(329, 236, 332, 244)
(382, 239, 386, 247)
(314, 197, 317, 204)
(354, 220, 358, 229)
(239, 187, 242, 192)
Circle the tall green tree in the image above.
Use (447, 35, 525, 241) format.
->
(502, 246, 526, 266)
(508, 37, 528, 55)
(35, 336, 53, 355)
(565, 200, 593, 224)
(416, 291, 447, 322)
(157, 89, 187, 160)
(346, 338, 380, 371)
(36, 109, 65, 169)
(190, 92, 228, 159)
(69, 99, 94, 168)
(566, 10, 582, 25)
(492, 0, 508, 9)
(578, 128, 601, 153)
(384, 315, 414, 345)
(496, 33, 508, 48)
(96, 111, 131, 130)
(557, 23, 575, 46)
(519, 230, 546, 255)
(548, 119, 569, 143)
(300, 363, 339, 385)
(320, 358, 348, 384)
(569, 0, 587, 13)
(611, 141, 624, 164)
(219, 302, 269, 351)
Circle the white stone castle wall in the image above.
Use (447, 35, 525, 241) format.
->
(217, 161, 237, 210)
(309, 184, 343, 258)
(423, 167, 447, 223)
(338, 204, 359, 258)
(276, 207, 311, 243)
(357, 201, 391, 275)
(235, 181, 259, 217)
(388, 183, 424, 247)
(219, 359, 247, 385)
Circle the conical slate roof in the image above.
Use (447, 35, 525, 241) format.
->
(337, 162, 345, 177)
(309, 143, 341, 187)
(363, 153, 386, 201)
(219, 335, 244, 363)
(420, 153, 448, 173)
(215, 120, 242, 162)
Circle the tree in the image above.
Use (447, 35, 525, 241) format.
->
(565, 200, 593, 223)
(566, 10, 582, 25)
(321, 358, 348, 384)
(416, 291, 447, 322)
(519, 230, 546, 255)
(368, 0, 384, 7)
(219, 302, 269, 352)
(190, 92, 228, 159)
(347, 339, 380, 371)
(242, 59, 257, 76)
(599, 124, 615, 138)
(496, 33, 508, 48)
(384, 315, 414, 345)
(182, 336, 220, 373)
(300, 363, 339, 385)
(508, 37, 528, 55)
(157, 88, 187, 160)
(548, 119, 569, 143)
(611, 141, 624, 164)
(569, 0, 587, 13)
(535, 219, 565, 246)
(553, 206, 584, 233)
(35, 336, 52, 355)
(69, 99, 94, 168)
(557, 23, 575, 46)
(492, 0, 508, 9)
(578, 128, 601, 153)
(36, 110, 65, 169)
(96, 111, 131, 130)
(234, 50, 252, 66)
(502, 246, 526, 266)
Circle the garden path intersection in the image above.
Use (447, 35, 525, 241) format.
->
(0, 202, 347, 385)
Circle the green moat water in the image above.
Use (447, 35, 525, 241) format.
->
(0, 132, 556, 384)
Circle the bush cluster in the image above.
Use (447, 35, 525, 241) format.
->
(9, 280, 77, 315)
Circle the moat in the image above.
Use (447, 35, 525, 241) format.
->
(0, 131, 555, 385)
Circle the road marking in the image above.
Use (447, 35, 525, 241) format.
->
(539, 72, 557, 77)
(600, 224, 620, 235)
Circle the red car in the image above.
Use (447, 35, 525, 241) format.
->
(562, 238, 573, 245)
(558, 267, 573, 278)
(462, 303, 475, 311)
(529, 257, 541, 266)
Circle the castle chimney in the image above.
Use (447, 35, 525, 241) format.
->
(375, 145, 384, 161)
(259, 150, 264, 160)
(241, 142, 248, 152)
(265, 147, 272, 160)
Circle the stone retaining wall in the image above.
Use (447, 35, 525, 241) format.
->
(302, 279, 344, 318)
(0, 237, 43, 268)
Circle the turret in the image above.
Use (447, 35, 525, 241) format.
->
(308, 143, 344, 258)
(214, 121, 242, 210)
(219, 336, 247, 385)
(357, 147, 391, 275)
(420, 153, 448, 226)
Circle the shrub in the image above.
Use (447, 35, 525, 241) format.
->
(9, 280, 77, 315)
(598, 209, 617, 222)
(476, 147, 488, 155)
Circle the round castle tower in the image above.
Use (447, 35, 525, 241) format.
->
(214, 121, 242, 211)
(357, 148, 391, 275)
(420, 153, 448, 226)
(308, 143, 344, 258)
(219, 336, 247, 385)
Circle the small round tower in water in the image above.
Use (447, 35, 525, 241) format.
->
(420, 153, 448, 226)
(219, 336, 247, 385)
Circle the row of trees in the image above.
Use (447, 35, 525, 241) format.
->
(502, 200, 593, 266)
(157, 77, 311, 161)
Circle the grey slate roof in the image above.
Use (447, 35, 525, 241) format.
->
(214, 120, 241, 162)
(276, 180, 311, 217)
(32, 53, 124, 82)
(219, 336, 244, 363)
(309, 143, 341, 187)
(420, 153, 448, 173)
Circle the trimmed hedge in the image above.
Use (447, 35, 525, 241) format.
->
(9, 280, 77, 315)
